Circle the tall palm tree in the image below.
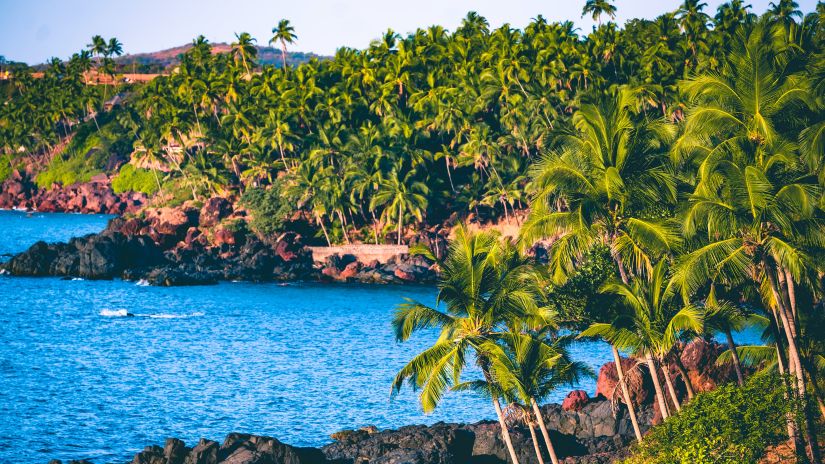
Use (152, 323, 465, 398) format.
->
(231, 32, 257, 75)
(672, 21, 822, 463)
(392, 227, 550, 464)
(582, 0, 618, 26)
(270, 19, 298, 69)
(582, 260, 704, 420)
(521, 87, 678, 441)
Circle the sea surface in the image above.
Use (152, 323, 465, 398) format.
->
(0, 210, 759, 464)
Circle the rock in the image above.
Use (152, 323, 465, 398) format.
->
(199, 197, 233, 228)
(213, 226, 243, 247)
(339, 261, 361, 280)
(563, 390, 590, 412)
(185, 438, 219, 464)
(680, 339, 736, 393)
(322, 423, 474, 464)
(595, 357, 652, 407)
(219, 433, 325, 464)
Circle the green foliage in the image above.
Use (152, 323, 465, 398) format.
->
(35, 109, 135, 189)
(111, 164, 158, 195)
(240, 181, 294, 237)
(622, 374, 794, 464)
(546, 244, 615, 329)
(0, 155, 13, 182)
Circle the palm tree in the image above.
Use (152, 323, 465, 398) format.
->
(582, 260, 704, 420)
(483, 332, 590, 464)
(231, 32, 257, 75)
(369, 166, 429, 246)
(672, 22, 822, 463)
(391, 227, 549, 464)
(521, 87, 678, 441)
(270, 19, 298, 69)
(582, 0, 618, 26)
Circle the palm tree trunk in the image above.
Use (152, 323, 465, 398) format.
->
(610, 346, 643, 441)
(671, 355, 695, 399)
(445, 155, 455, 192)
(725, 328, 745, 387)
(773, 311, 804, 455)
(784, 267, 798, 321)
(397, 201, 403, 246)
(527, 422, 545, 464)
(315, 212, 331, 246)
(661, 362, 682, 412)
(804, 364, 825, 419)
(646, 354, 669, 420)
(765, 260, 822, 464)
(531, 398, 560, 464)
(492, 395, 520, 464)
(337, 210, 350, 244)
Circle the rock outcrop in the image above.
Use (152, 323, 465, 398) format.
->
(0, 171, 145, 215)
(1, 201, 436, 286)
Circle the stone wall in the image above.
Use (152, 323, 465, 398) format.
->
(308, 245, 409, 264)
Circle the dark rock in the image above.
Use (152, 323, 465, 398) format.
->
(200, 197, 233, 228)
(185, 438, 219, 464)
(323, 423, 473, 464)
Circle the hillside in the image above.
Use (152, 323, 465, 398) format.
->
(113, 42, 328, 72)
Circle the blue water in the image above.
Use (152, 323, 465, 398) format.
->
(0, 210, 759, 464)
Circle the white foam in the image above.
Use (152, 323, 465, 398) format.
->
(135, 279, 150, 286)
(99, 309, 129, 317)
(71, 277, 84, 281)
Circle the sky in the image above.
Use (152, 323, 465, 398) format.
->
(0, 0, 820, 64)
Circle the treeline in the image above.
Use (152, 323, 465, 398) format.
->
(0, 1, 823, 247)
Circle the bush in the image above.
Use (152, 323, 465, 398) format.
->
(240, 181, 294, 237)
(0, 155, 12, 183)
(112, 164, 158, 195)
(622, 374, 795, 464)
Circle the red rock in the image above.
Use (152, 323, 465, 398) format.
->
(321, 266, 340, 280)
(595, 356, 653, 406)
(339, 261, 362, 280)
(213, 227, 239, 246)
(394, 268, 416, 282)
(562, 390, 589, 412)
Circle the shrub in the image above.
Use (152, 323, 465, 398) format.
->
(622, 374, 795, 464)
(240, 180, 294, 237)
(0, 156, 12, 183)
(112, 164, 158, 195)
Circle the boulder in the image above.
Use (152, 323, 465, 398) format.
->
(185, 438, 219, 464)
(323, 423, 474, 464)
(562, 390, 590, 412)
(595, 357, 652, 406)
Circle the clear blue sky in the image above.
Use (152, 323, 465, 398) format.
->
(0, 0, 819, 64)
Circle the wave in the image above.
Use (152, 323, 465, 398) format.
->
(71, 277, 84, 281)
(100, 309, 130, 317)
(99, 309, 204, 319)
(135, 279, 150, 287)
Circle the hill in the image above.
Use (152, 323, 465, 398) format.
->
(113, 43, 328, 72)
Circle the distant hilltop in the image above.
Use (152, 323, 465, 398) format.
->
(115, 43, 328, 70)
(15, 43, 328, 72)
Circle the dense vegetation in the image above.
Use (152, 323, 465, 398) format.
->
(622, 374, 793, 464)
(2, 1, 825, 462)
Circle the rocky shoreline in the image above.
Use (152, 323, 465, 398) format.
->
(45, 339, 737, 464)
(0, 172, 146, 215)
(1, 196, 438, 286)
